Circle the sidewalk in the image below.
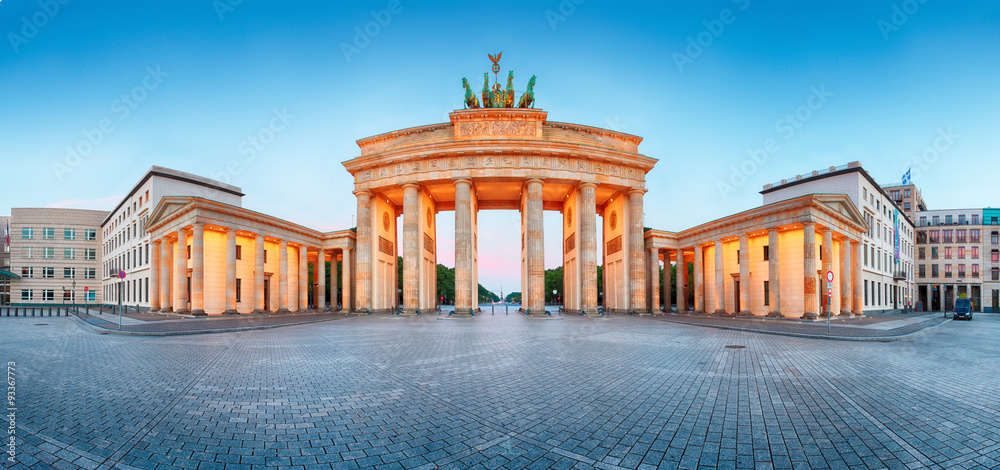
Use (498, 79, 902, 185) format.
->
(649, 311, 951, 341)
(72, 309, 353, 336)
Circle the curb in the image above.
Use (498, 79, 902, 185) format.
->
(655, 317, 952, 342)
(68, 313, 350, 337)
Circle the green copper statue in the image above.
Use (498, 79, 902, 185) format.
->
(518, 75, 536, 108)
(503, 70, 515, 108)
(462, 78, 480, 109)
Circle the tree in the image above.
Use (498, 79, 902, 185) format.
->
(436, 264, 455, 304)
(544, 266, 563, 304)
(505, 292, 521, 303)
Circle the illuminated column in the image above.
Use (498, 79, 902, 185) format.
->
(190, 224, 205, 315)
(525, 179, 546, 315)
(342, 248, 352, 311)
(253, 234, 265, 313)
(402, 183, 420, 314)
(662, 249, 672, 312)
(767, 229, 782, 317)
(317, 249, 326, 311)
(852, 240, 863, 316)
(579, 183, 599, 315)
(354, 190, 372, 312)
(454, 179, 475, 315)
(648, 247, 659, 313)
(840, 238, 851, 317)
(803, 222, 818, 319)
(714, 239, 726, 314)
(149, 239, 160, 312)
(676, 249, 687, 312)
(173, 229, 188, 314)
(738, 234, 750, 315)
(224, 228, 238, 314)
(628, 189, 646, 312)
(277, 239, 289, 313)
(821, 228, 833, 317)
(159, 238, 171, 312)
(298, 245, 308, 312)
(693, 244, 704, 313)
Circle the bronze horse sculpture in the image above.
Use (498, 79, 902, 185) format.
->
(503, 70, 516, 108)
(518, 75, 536, 108)
(482, 73, 495, 108)
(462, 77, 480, 109)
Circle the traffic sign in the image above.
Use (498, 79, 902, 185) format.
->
(828, 288, 833, 296)
(118, 271, 126, 279)
(84, 286, 89, 291)
(827, 281, 833, 290)
(826, 271, 834, 282)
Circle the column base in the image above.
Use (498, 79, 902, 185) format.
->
(251, 309, 268, 314)
(174, 309, 189, 314)
(451, 308, 475, 317)
(399, 309, 420, 316)
(713, 309, 728, 316)
(149, 307, 159, 313)
(580, 309, 601, 317)
(766, 311, 784, 318)
(852, 312, 865, 318)
(275, 308, 290, 314)
(737, 310, 752, 316)
(838, 311, 852, 317)
(159, 307, 172, 313)
(630, 310, 654, 316)
(191, 309, 206, 316)
(803, 312, 818, 320)
(222, 309, 240, 315)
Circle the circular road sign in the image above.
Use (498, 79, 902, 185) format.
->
(84, 287, 89, 291)
(826, 270, 834, 282)
(119, 271, 126, 279)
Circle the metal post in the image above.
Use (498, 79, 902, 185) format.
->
(118, 278, 123, 330)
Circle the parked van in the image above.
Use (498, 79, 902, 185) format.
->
(953, 298, 972, 321)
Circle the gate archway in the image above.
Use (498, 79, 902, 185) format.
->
(343, 108, 657, 316)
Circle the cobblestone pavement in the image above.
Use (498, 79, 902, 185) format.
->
(2, 313, 998, 470)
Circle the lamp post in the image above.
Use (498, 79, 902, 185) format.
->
(72, 280, 76, 315)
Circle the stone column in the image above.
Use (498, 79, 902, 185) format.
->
(803, 223, 818, 319)
(821, 228, 833, 318)
(402, 183, 420, 314)
(174, 229, 188, 314)
(354, 190, 372, 312)
(851, 240, 863, 316)
(190, 224, 205, 315)
(579, 183, 599, 315)
(693, 245, 704, 313)
(525, 179, 546, 315)
(939, 284, 945, 312)
(298, 246, 308, 312)
(277, 239, 289, 313)
(627, 189, 646, 313)
(159, 238, 172, 312)
(739, 234, 750, 315)
(648, 247, 659, 313)
(224, 228, 238, 314)
(839, 238, 851, 317)
(676, 249, 687, 312)
(662, 250, 671, 312)
(254, 234, 265, 313)
(317, 249, 326, 311)
(714, 240, 726, 314)
(767, 229, 781, 317)
(149, 239, 160, 312)
(454, 179, 475, 315)
(342, 248, 352, 311)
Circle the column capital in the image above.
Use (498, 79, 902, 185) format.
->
(525, 178, 545, 186)
(152, 238, 161, 246)
(803, 221, 817, 227)
(353, 189, 372, 197)
(578, 181, 597, 190)
(453, 178, 473, 186)
(628, 188, 647, 196)
(850, 238, 862, 246)
(402, 183, 420, 190)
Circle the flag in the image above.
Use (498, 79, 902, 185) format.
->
(902, 169, 911, 185)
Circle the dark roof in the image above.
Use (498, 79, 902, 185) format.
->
(101, 167, 244, 227)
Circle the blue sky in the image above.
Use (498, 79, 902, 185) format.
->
(2, 1, 999, 293)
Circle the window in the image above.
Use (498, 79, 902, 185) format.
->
(21, 247, 33, 258)
(959, 215, 966, 225)
(972, 214, 980, 225)
(904, 189, 911, 197)
(85, 229, 97, 241)
(763, 281, 769, 306)
(994, 217, 999, 225)
(943, 230, 953, 243)
(21, 290, 32, 301)
(236, 245, 243, 260)
(264, 250, 268, 263)
(993, 250, 999, 263)
(864, 280, 868, 305)
(84, 268, 96, 279)
(87, 291, 96, 302)
(42, 267, 54, 278)
(932, 265, 939, 277)
(918, 248, 925, 260)
(904, 202, 910, 211)
(863, 188, 867, 200)
(187, 245, 191, 259)
(945, 264, 952, 278)
(21, 227, 33, 239)
(85, 249, 96, 260)
(973, 264, 980, 278)
(64, 248, 76, 259)
(64, 228, 76, 240)
(957, 230, 967, 243)
(972, 247, 979, 259)
(42, 247, 54, 259)
(993, 268, 999, 281)
(945, 215, 953, 225)
(919, 265, 925, 278)
(971, 229, 981, 243)
(919, 216, 926, 227)
(236, 278, 242, 303)
(944, 247, 951, 259)
(42, 290, 54, 301)
(916, 231, 927, 243)
(993, 231, 999, 245)
(932, 216, 939, 225)
(958, 247, 965, 259)
(63, 268, 75, 278)
(958, 265, 966, 278)
(20, 267, 33, 278)
(42, 228, 54, 239)
(928, 230, 939, 243)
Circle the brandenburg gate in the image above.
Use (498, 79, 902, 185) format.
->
(342, 107, 657, 316)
